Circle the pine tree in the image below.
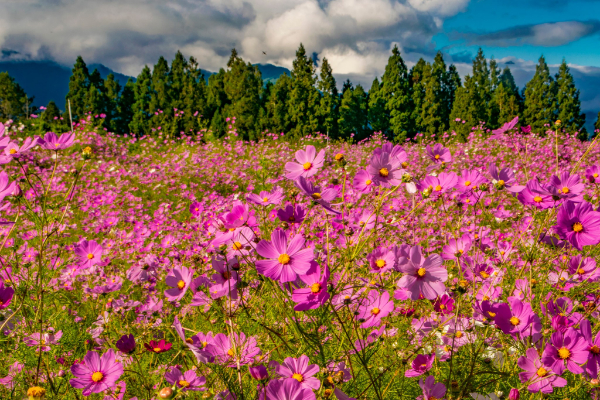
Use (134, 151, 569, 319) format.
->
(129, 65, 152, 134)
(470, 48, 493, 126)
(432, 52, 455, 131)
(103, 74, 121, 131)
(149, 56, 170, 119)
(381, 45, 412, 141)
(65, 56, 90, 120)
(288, 43, 320, 138)
(0, 72, 31, 120)
(263, 74, 292, 134)
(341, 79, 353, 96)
(223, 49, 263, 140)
(39, 100, 67, 132)
(118, 79, 135, 133)
(84, 84, 103, 116)
(449, 76, 479, 140)
(443, 64, 461, 121)
(317, 57, 339, 138)
(555, 59, 586, 139)
(420, 65, 445, 138)
(207, 70, 228, 138)
(367, 77, 388, 134)
(180, 56, 208, 135)
(523, 55, 558, 134)
(409, 58, 428, 135)
(338, 84, 369, 141)
(493, 83, 520, 126)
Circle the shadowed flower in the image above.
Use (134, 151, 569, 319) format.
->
(277, 204, 306, 225)
(144, 339, 172, 354)
(207, 332, 260, 367)
(0, 281, 14, 310)
(264, 379, 316, 400)
(518, 348, 567, 393)
(164, 367, 206, 391)
(405, 354, 435, 377)
(115, 334, 135, 355)
(39, 132, 75, 150)
(294, 177, 339, 214)
(291, 263, 330, 311)
(418, 375, 446, 400)
(164, 266, 194, 302)
(426, 143, 451, 164)
(367, 152, 405, 187)
(541, 327, 588, 375)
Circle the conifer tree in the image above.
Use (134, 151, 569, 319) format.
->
(432, 52, 455, 131)
(317, 57, 339, 138)
(149, 56, 170, 119)
(39, 100, 67, 132)
(493, 83, 520, 126)
(103, 73, 121, 131)
(288, 43, 320, 138)
(381, 45, 411, 141)
(523, 55, 557, 133)
(555, 59, 586, 138)
(0, 72, 31, 120)
(129, 65, 152, 134)
(449, 76, 479, 140)
(207, 70, 228, 138)
(118, 79, 135, 133)
(367, 77, 388, 134)
(65, 56, 90, 120)
(180, 56, 208, 135)
(84, 84, 103, 116)
(595, 112, 600, 137)
(263, 74, 292, 134)
(338, 84, 368, 140)
(420, 65, 445, 138)
(409, 58, 428, 135)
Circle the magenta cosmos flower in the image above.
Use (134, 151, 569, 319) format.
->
(366, 247, 395, 273)
(366, 152, 405, 187)
(165, 367, 206, 391)
(164, 266, 194, 302)
(397, 246, 447, 300)
(0, 281, 14, 310)
(495, 298, 541, 338)
(24, 331, 62, 351)
(568, 255, 600, 282)
(541, 328, 588, 375)
(518, 348, 567, 394)
(549, 172, 584, 200)
(353, 170, 375, 194)
(585, 165, 600, 183)
(208, 332, 260, 367)
(489, 163, 524, 192)
(275, 354, 320, 390)
(580, 319, 600, 378)
(0, 171, 17, 203)
(418, 376, 446, 400)
(39, 132, 75, 150)
(265, 379, 316, 400)
(357, 290, 394, 328)
(294, 177, 339, 214)
(75, 240, 103, 269)
(144, 339, 172, 354)
(555, 200, 600, 250)
(405, 354, 435, 377)
(417, 172, 458, 196)
(291, 263, 330, 311)
(209, 256, 239, 299)
(285, 145, 325, 179)
(517, 179, 554, 209)
(70, 349, 124, 396)
(457, 169, 487, 192)
(441, 234, 472, 260)
(277, 204, 306, 225)
(256, 230, 314, 283)
(248, 187, 285, 206)
(426, 143, 451, 164)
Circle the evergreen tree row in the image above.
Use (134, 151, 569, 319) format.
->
(2, 44, 597, 141)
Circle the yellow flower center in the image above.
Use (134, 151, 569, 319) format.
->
(310, 283, 321, 293)
(417, 268, 426, 277)
(379, 168, 389, 177)
(302, 162, 312, 170)
(365, 179, 372, 185)
(479, 271, 489, 279)
(91, 371, 104, 382)
(573, 222, 583, 232)
(434, 185, 442, 192)
(278, 253, 291, 264)
(561, 187, 570, 194)
(578, 268, 585, 275)
(201, 341, 208, 348)
(9, 148, 17, 154)
(497, 179, 505, 187)
(232, 241, 243, 250)
(335, 153, 344, 161)
(482, 295, 490, 301)
(509, 316, 520, 326)
(533, 196, 542, 203)
(375, 259, 386, 269)
(227, 348, 235, 357)
(537, 367, 548, 377)
(179, 380, 190, 388)
(455, 331, 463, 338)
(87, 253, 94, 259)
(440, 304, 446, 309)
(292, 373, 304, 382)
(177, 280, 185, 290)
(27, 387, 46, 398)
(558, 347, 571, 359)
(263, 197, 268, 202)
(153, 347, 162, 352)
(595, 173, 599, 178)
(311, 192, 322, 200)
(591, 345, 600, 354)
(371, 307, 380, 315)
(435, 154, 440, 160)
(464, 180, 471, 186)
(401, 162, 408, 168)
(487, 311, 496, 318)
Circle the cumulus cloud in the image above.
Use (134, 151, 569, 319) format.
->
(0, 0, 470, 77)
(452, 20, 600, 47)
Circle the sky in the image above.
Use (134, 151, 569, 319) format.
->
(1, 0, 600, 117)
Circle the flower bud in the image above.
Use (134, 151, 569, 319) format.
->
(158, 387, 174, 399)
(249, 365, 268, 381)
(508, 388, 520, 400)
(27, 387, 46, 400)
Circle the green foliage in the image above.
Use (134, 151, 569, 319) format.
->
(555, 60, 586, 139)
(523, 55, 558, 134)
(129, 66, 152, 135)
(338, 84, 369, 141)
(317, 57, 339, 138)
(368, 77, 389, 134)
(381, 45, 411, 142)
(65, 56, 90, 120)
(0, 71, 31, 120)
(287, 43, 320, 138)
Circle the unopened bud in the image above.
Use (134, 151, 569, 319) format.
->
(158, 387, 174, 399)
(508, 388, 520, 400)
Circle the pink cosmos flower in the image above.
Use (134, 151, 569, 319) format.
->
(0, 361, 23, 389)
(164, 367, 206, 391)
(373, 143, 408, 165)
(541, 327, 588, 375)
(579, 319, 600, 378)
(248, 187, 285, 206)
(518, 348, 567, 393)
(433, 294, 454, 315)
(457, 169, 487, 192)
(2, 137, 39, 159)
(426, 143, 451, 164)
(0, 171, 17, 203)
(517, 179, 554, 209)
(164, 266, 194, 302)
(418, 376, 446, 400)
(353, 170, 375, 194)
(223, 201, 257, 230)
(568, 255, 600, 282)
(356, 290, 394, 328)
(189, 201, 204, 218)
(495, 298, 541, 338)
(222, 227, 256, 259)
(209, 256, 239, 299)
(285, 145, 325, 179)
(24, 330, 63, 351)
(291, 263, 329, 311)
(366, 247, 395, 273)
(489, 163, 524, 192)
(75, 240, 103, 269)
(555, 200, 600, 250)
(585, 165, 600, 183)
(441, 234, 472, 260)
(294, 177, 339, 214)
(39, 132, 75, 150)
(70, 349, 124, 396)
(366, 152, 405, 187)
(397, 246, 447, 300)
(417, 172, 458, 196)
(405, 354, 435, 377)
(274, 355, 320, 390)
(264, 379, 317, 400)
(549, 172, 584, 200)
(256, 230, 314, 283)
(0, 281, 14, 310)
(208, 332, 261, 367)
(277, 204, 306, 225)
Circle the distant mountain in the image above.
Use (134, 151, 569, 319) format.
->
(0, 61, 290, 112)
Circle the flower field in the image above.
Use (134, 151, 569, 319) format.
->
(1, 119, 600, 400)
